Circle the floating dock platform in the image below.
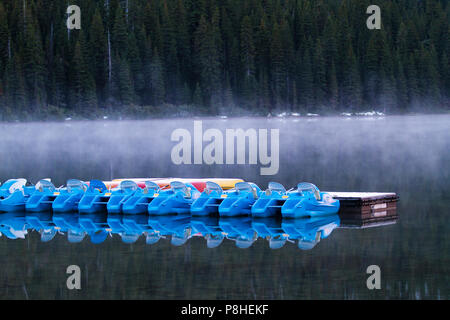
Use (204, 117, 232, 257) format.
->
(327, 192, 399, 228)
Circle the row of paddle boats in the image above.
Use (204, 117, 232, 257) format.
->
(0, 178, 340, 218)
(0, 211, 340, 250)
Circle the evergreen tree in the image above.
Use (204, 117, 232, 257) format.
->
(90, 8, 108, 103)
(0, 0, 448, 118)
(150, 49, 165, 106)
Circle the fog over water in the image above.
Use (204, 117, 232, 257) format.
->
(0, 115, 448, 299)
(0, 115, 448, 191)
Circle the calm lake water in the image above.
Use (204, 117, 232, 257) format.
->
(0, 115, 448, 299)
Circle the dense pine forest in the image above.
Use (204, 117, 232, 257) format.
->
(0, 0, 449, 120)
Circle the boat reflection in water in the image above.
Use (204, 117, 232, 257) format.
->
(0, 211, 397, 250)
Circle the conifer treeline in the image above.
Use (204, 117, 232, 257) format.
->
(0, 0, 449, 119)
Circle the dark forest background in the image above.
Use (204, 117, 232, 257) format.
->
(0, 0, 449, 120)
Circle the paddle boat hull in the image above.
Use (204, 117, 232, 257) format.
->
(0, 179, 34, 212)
(51, 179, 87, 213)
(150, 178, 243, 193)
(147, 214, 191, 246)
(219, 216, 258, 248)
(52, 213, 86, 243)
(281, 183, 340, 218)
(191, 182, 227, 216)
(218, 182, 261, 217)
(281, 215, 340, 250)
(251, 182, 288, 218)
(52, 192, 84, 212)
(190, 216, 225, 248)
(0, 212, 28, 239)
(251, 218, 288, 249)
(78, 212, 110, 244)
(147, 181, 200, 215)
(25, 180, 61, 212)
(122, 181, 161, 215)
(106, 180, 140, 214)
(78, 180, 116, 214)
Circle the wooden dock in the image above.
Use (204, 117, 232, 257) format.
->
(327, 192, 399, 228)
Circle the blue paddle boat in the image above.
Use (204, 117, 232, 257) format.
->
(122, 181, 161, 215)
(251, 217, 289, 249)
(78, 180, 112, 214)
(251, 182, 290, 218)
(0, 212, 28, 239)
(122, 213, 155, 243)
(191, 181, 229, 216)
(147, 181, 200, 215)
(52, 212, 86, 243)
(147, 214, 191, 246)
(25, 180, 60, 212)
(281, 214, 340, 250)
(0, 179, 35, 212)
(78, 212, 110, 244)
(106, 180, 139, 214)
(190, 215, 225, 248)
(106, 213, 141, 244)
(25, 212, 58, 242)
(281, 182, 340, 218)
(52, 179, 87, 213)
(218, 182, 262, 217)
(219, 217, 258, 248)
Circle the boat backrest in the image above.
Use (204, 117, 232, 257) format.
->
(67, 230, 86, 243)
(66, 179, 87, 193)
(170, 181, 190, 196)
(268, 182, 286, 193)
(119, 180, 138, 193)
(40, 229, 57, 242)
(146, 232, 162, 245)
(88, 180, 107, 193)
(143, 181, 160, 194)
(120, 233, 140, 244)
(235, 182, 253, 193)
(89, 230, 108, 244)
(297, 182, 321, 201)
(205, 181, 222, 194)
(35, 179, 56, 192)
(171, 228, 191, 246)
(297, 239, 319, 250)
(0, 178, 27, 194)
(235, 233, 257, 249)
(205, 233, 225, 248)
(269, 235, 287, 249)
(236, 182, 260, 199)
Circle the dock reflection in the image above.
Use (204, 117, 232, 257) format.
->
(0, 211, 397, 250)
